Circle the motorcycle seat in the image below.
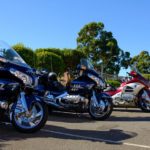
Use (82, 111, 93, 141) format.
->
(48, 81, 66, 91)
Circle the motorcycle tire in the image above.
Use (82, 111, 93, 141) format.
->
(12, 101, 48, 133)
(138, 89, 150, 112)
(89, 98, 113, 120)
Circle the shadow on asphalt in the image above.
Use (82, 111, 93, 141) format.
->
(0, 108, 149, 148)
(49, 111, 94, 123)
(0, 143, 8, 150)
(48, 110, 150, 123)
(0, 123, 137, 146)
(113, 108, 146, 113)
(108, 116, 150, 122)
(108, 108, 150, 122)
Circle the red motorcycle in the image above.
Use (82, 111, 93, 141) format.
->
(105, 68, 150, 112)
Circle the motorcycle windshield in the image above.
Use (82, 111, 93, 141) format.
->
(80, 58, 94, 70)
(130, 63, 142, 76)
(130, 63, 150, 86)
(0, 41, 31, 69)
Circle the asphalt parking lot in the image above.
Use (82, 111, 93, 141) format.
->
(0, 108, 150, 150)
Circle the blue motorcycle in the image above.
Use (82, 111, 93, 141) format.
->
(0, 41, 48, 133)
(37, 59, 113, 120)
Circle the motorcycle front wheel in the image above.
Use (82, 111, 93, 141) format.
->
(89, 97, 113, 120)
(138, 89, 150, 112)
(12, 101, 48, 133)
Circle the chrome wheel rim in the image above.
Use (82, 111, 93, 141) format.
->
(141, 100, 150, 111)
(140, 90, 150, 111)
(14, 102, 44, 129)
(90, 99, 111, 118)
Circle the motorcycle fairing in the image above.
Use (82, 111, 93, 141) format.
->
(121, 82, 145, 95)
(0, 78, 20, 100)
(10, 93, 42, 114)
(69, 75, 95, 93)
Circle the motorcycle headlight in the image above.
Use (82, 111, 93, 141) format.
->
(10, 68, 33, 85)
(88, 73, 105, 88)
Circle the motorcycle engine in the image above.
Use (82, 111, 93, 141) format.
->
(62, 95, 85, 104)
(113, 93, 136, 106)
(121, 93, 135, 102)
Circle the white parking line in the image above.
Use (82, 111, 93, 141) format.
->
(42, 129, 150, 149)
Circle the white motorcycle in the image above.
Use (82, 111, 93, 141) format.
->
(105, 66, 150, 112)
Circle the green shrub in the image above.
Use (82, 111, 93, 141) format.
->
(35, 48, 63, 57)
(143, 74, 150, 80)
(62, 49, 86, 69)
(36, 51, 65, 74)
(106, 80, 121, 87)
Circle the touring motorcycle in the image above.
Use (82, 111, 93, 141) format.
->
(36, 59, 113, 120)
(105, 66, 150, 112)
(0, 41, 48, 133)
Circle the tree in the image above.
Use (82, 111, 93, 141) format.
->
(62, 49, 86, 70)
(12, 43, 36, 67)
(35, 51, 65, 74)
(77, 22, 131, 75)
(131, 51, 150, 74)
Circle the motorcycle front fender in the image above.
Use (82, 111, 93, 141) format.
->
(11, 94, 42, 111)
(26, 94, 43, 109)
(9, 94, 42, 122)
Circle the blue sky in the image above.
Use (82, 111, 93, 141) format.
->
(0, 0, 150, 75)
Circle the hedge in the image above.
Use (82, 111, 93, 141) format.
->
(35, 48, 63, 57)
(106, 80, 121, 87)
(143, 74, 150, 80)
(36, 51, 65, 74)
